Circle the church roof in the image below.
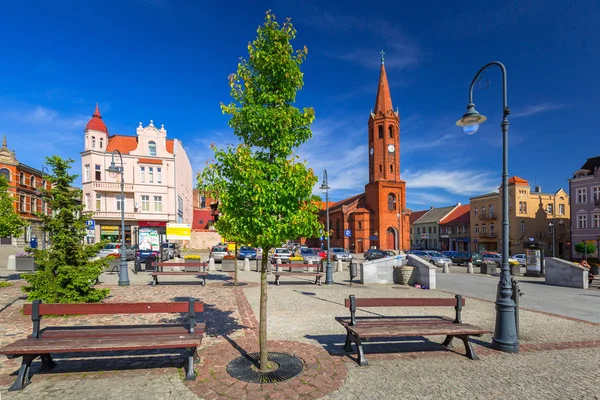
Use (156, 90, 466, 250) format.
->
(373, 57, 393, 115)
(413, 205, 458, 224)
(329, 193, 365, 213)
(85, 104, 108, 133)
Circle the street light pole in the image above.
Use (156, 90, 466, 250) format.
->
(549, 222, 556, 258)
(319, 170, 333, 285)
(106, 150, 130, 287)
(40, 165, 49, 250)
(456, 61, 519, 354)
(397, 212, 401, 251)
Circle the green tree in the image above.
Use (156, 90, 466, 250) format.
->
(22, 156, 109, 303)
(575, 241, 597, 260)
(0, 175, 27, 238)
(200, 10, 321, 371)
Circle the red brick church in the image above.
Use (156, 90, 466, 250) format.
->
(307, 56, 410, 253)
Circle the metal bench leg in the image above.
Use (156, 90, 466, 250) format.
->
(184, 348, 196, 381)
(202, 276, 206, 286)
(275, 275, 280, 286)
(152, 275, 159, 286)
(317, 276, 322, 286)
(343, 331, 353, 352)
(354, 335, 368, 366)
(458, 335, 480, 360)
(40, 354, 57, 370)
(441, 335, 455, 349)
(9, 355, 36, 391)
(193, 348, 201, 364)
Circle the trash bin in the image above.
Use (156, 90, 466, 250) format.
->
(135, 258, 141, 273)
(29, 237, 38, 249)
(145, 257, 154, 272)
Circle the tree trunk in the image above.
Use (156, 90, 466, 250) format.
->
(234, 243, 238, 286)
(259, 253, 269, 371)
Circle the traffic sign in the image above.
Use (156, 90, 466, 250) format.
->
(529, 237, 535, 242)
(344, 229, 351, 237)
(369, 235, 378, 240)
(86, 220, 95, 229)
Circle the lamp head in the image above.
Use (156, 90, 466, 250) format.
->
(319, 179, 330, 193)
(456, 102, 487, 135)
(105, 153, 122, 174)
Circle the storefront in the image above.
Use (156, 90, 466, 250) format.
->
(100, 224, 132, 244)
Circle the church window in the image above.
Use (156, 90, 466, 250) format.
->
(379, 164, 382, 173)
(100, 138, 103, 149)
(388, 126, 393, 138)
(378, 126, 383, 139)
(390, 164, 393, 173)
(388, 193, 396, 210)
(369, 127, 373, 142)
(148, 141, 157, 156)
(92, 136, 96, 149)
(358, 221, 362, 230)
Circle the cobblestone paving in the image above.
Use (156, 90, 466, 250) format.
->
(1, 267, 600, 399)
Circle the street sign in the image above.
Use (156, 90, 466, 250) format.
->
(344, 229, 351, 237)
(529, 237, 535, 242)
(86, 220, 95, 229)
(369, 235, 378, 240)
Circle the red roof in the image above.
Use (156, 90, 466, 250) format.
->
(166, 139, 174, 154)
(85, 104, 108, 133)
(409, 210, 428, 224)
(508, 176, 528, 185)
(137, 158, 163, 165)
(106, 136, 175, 155)
(440, 204, 470, 224)
(374, 62, 393, 114)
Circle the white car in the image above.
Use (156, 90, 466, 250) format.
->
(513, 254, 527, 266)
(271, 248, 291, 264)
(482, 253, 518, 266)
(423, 251, 453, 267)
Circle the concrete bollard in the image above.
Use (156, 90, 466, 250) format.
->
(336, 259, 344, 272)
(243, 257, 250, 272)
(467, 262, 474, 274)
(7, 255, 16, 270)
(307, 261, 314, 273)
(443, 262, 450, 274)
(208, 257, 216, 271)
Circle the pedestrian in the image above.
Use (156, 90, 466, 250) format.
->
(579, 260, 595, 286)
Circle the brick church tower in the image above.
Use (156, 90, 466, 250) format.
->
(364, 53, 409, 250)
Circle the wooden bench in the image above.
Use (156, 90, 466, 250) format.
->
(274, 263, 324, 286)
(0, 299, 205, 391)
(152, 261, 208, 286)
(335, 295, 489, 366)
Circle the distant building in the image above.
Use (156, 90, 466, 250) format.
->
(411, 205, 459, 250)
(470, 176, 571, 258)
(0, 135, 50, 247)
(409, 209, 428, 249)
(569, 156, 600, 260)
(439, 204, 471, 252)
(80, 105, 193, 245)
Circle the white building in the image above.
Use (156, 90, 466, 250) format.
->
(80, 105, 193, 245)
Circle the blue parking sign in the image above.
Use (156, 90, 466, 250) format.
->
(344, 229, 351, 237)
(86, 220, 95, 229)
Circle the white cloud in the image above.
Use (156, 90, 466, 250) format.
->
(511, 103, 567, 118)
(407, 192, 454, 206)
(402, 168, 498, 195)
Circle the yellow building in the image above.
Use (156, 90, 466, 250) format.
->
(469, 176, 571, 258)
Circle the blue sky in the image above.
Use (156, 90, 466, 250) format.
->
(1, 0, 598, 210)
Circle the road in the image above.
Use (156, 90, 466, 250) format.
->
(436, 272, 600, 323)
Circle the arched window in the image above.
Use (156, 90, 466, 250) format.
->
(30, 176, 35, 188)
(388, 193, 396, 210)
(91, 136, 96, 148)
(379, 164, 382, 173)
(100, 138, 104, 149)
(0, 168, 9, 181)
(474, 224, 479, 234)
(378, 126, 383, 139)
(148, 141, 157, 156)
(19, 172, 24, 184)
(390, 164, 393, 173)
(388, 125, 393, 138)
(482, 223, 486, 233)
(358, 221, 362, 230)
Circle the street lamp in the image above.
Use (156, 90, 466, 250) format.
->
(549, 222, 555, 258)
(396, 213, 401, 251)
(106, 150, 129, 287)
(456, 61, 518, 354)
(37, 165, 50, 250)
(319, 170, 333, 285)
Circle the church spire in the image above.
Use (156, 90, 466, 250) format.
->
(373, 51, 393, 115)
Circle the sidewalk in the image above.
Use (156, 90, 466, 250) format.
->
(1, 266, 599, 399)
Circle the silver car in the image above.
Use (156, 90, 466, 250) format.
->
(425, 251, 453, 267)
(299, 247, 321, 264)
(210, 245, 229, 262)
(331, 248, 352, 262)
(97, 243, 135, 261)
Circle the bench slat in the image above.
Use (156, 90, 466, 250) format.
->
(34, 323, 206, 339)
(344, 297, 466, 308)
(335, 316, 453, 327)
(151, 272, 208, 276)
(23, 302, 203, 316)
(0, 335, 203, 356)
(274, 272, 324, 276)
(347, 322, 488, 339)
(154, 262, 206, 267)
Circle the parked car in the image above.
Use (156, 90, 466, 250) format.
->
(161, 243, 180, 259)
(311, 248, 327, 259)
(363, 249, 388, 261)
(238, 246, 258, 260)
(441, 251, 457, 258)
(271, 247, 291, 264)
(513, 253, 527, 266)
(97, 243, 135, 261)
(450, 252, 484, 266)
(482, 252, 518, 266)
(299, 247, 321, 264)
(410, 250, 452, 267)
(331, 248, 352, 262)
(136, 247, 169, 264)
(210, 245, 230, 262)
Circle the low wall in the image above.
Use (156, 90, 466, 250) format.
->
(545, 257, 589, 289)
(360, 256, 406, 284)
(407, 254, 437, 290)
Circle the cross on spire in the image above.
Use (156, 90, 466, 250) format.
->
(380, 50, 385, 65)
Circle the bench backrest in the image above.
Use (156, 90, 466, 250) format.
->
(345, 295, 465, 326)
(276, 263, 323, 272)
(23, 300, 203, 339)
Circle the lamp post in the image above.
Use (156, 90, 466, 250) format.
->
(39, 165, 49, 250)
(106, 150, 129, 287)
(456, 61, 518, 354)
(319, 170, 333, 285)
(549, 222, 556, 258)
(396, 212, 401, 251)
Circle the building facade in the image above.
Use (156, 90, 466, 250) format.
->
(80, 105, 193, 245)
(569, 156, 600, 260)
(439, 204, 471, 252)
(470, 176, 571, 258)
(412, 205, 458, 250)
(0, 135, 50, 247)
(409, 210, 428, 249)
(306, 56, 410, 253)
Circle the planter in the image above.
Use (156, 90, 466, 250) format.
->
(480, 263, 496, 275)
(221, 260, 236, 272)
(104, 259, 121, 272)
(15, 257, 35, 272)
(394, 266, 415, 285)
(185, 259, 203, 272)
(591, 265, 600, 275)
(510, 264, 521, 276)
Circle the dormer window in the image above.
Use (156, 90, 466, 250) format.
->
(148, 141, 156, 156)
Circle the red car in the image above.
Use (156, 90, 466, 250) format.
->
(311, 248, 327, 259)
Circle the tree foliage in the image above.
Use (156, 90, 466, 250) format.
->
(0, 174, 27, 238)
(22, 156, 109, 303)
(200, 10, 321, 370)
(575, 241, 597, 259)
